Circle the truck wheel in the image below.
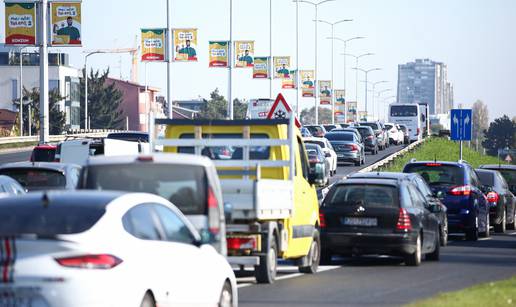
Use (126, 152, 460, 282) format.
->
(299, 230, 321, 274)
(255, 236, 277, 284)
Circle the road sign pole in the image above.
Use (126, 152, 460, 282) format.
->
(39, 0, 49, 144)
(460, 140, 463, 161)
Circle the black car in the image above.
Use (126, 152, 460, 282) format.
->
(359, 122, 387, 150)
(479, 165, 516, 195)
(320, 177, 441, 266)
(476, 169, 516, 232)
(347, 172, 448, 246)
(323, 124, 342, 132)
(305, 143, 330, 186)
(355, 126, 378, 155)
(304, 125, 327, 138)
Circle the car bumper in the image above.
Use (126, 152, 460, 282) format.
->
(447, 212, 477, 232)
(335, 152, 359, 162)
(321, 231, 418, 255)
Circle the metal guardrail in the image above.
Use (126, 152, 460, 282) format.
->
(0, 129, 122, 145)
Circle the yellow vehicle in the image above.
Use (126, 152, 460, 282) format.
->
(151, 117, 322, 283)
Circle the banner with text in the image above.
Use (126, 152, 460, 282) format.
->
(300, 70, 315, 97)
(274, 56, 291, 79)
(347, 101, 357, 122)
(334, 90, 345, 105)
(234, 40, 254, 68)
(141, 29, 166, 61)
(5, 2, 36, 45)
(173, 28, 198, 61)
(50, 1, 82, 46)
(208, 41, 229, 67)
(319, 80, 332, 105)
(253, 57, 270, 79)
(282, 70, 297, 89)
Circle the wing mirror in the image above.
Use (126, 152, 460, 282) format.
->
(434, 191, 445, 199)
(308, 164, 325, 185)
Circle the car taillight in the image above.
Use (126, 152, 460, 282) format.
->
(227, 237, 257, 250)
(425, 163, 442, 167)
(396, 208, 412, 231)
(208, 187, 220, 235)
(319, 213, 326, 228)
(486, 191, 499, 203)
(55, 254, 122, 269)
(367, 135, 374, 140)
(448, 185, 472, 196)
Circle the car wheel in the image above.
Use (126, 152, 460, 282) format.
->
(354, 159, 361, 166)
(465, 218, 479, 241)
(218, 281, 233, 307)
(494, 209, 506, 233)
(480, 214, 490, 238)
(441, 222, 448, 247)
(405, 234, 422, 266)
(255, 235, 277, 284)
(140, 292, 155, 307)
(299, 230, 321, 274)
(426, 233, 440, 261)
(507, 209, 516, 230)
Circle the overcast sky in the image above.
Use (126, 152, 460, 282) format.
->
(1, 0, 515, 120)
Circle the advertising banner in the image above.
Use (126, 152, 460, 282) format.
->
(282, 70, 297, 89)
(50, 1, 82, 46)
(334, 90, 345, 105)
(253, 57, 270, 79)
(5, 2, 36, 45)
(347, 101, 358, 122)
(358, 111, 368, 121)
(234, 40, 254, 68)
(319, 80, 332, 105)
(141, 29, 166, 61)
(273, 56, 291, 79)
(173, 28, 198, 61)
(300, 70, 315, 97)
(208, 41, 229, 67)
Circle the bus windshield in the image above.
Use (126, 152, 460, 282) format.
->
(390, 105, 418, 117)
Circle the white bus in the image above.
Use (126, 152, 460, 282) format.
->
(388, 103, 422, 142)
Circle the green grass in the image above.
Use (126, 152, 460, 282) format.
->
(380, 137, 503, 172)
(407, 276, 516, 307)
(0, 141, 37, 150)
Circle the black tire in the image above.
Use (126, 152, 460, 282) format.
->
(494, 209, 506, 233)
(140, 292, 155, 307)
(218, 281, 233, 307)
(507, 209, 516, 230)
(255, 235, 278, 284)
(440, 222, 448, 247)
(426, 234, 440, 261)
(354, 159, 361, 166)
(320, 249, 332, 265)
(299, 230, 321, 274)
(480, 215, 490, 238)
(465, 224, 479, 241)
(405, 234, 422, 266)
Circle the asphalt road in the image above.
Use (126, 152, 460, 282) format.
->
(0, 149, 32, 164)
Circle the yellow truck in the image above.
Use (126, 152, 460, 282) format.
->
(151, 117, 322, 283)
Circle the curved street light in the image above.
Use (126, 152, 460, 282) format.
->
(352, 67, 381, 119)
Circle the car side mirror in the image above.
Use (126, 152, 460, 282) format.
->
(481, 185, 493, 193)
(308, 165, 325, 185)
(325, 152, 331, 158)
(434, 191, 445, 199)
(194, 229, 212, 247)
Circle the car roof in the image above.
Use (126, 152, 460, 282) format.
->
(85, 153, 214, 168)
(0, 175, 19, 184)
(336, 177, 400, 187)
(348, 172, 418, 181)
(480, 164, 516, 170)
(0, 190, 123, 208)
(0, 162, 80, 171)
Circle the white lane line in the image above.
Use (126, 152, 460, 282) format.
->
(237, 265, 341, 288)
(508, 232, 516, 236)
(478, 237, 492, 241)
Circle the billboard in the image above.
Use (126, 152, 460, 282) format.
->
(173, 28, 198, 61)
(208, 41, 229, 67)
(319, 80, 332, 105)
(347, 101, 357, 122)
(300, 70, 315, 97)
(273, 56, 290, 79)
(334, 90, 345, 105)
(234, 40, 254, 68)
(282, 70, 296, 89)
(253, 57, 270, 79)
(4, 2, 36, 45)
(50, 1, 82, 46)
(141, 29, 166, 61)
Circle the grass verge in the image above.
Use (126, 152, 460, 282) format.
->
(379, 137, 503, 172)
(407, 276, 516, 307)
(0, 141, 37, 150)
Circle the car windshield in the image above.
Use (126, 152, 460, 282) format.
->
(325, 133, 353, 141)
(477, 171, 495, 186)
(360, 123, 379, 130)
(384, 124, 393, 130)
(357, 127, 373, 136)
(390, 105, 418, 117)
(83, 164, 207, 215)
(0, 168, 66, 191)
(32, 148, 56, 162)
(496, 170, 516, 192)
(305, 140, 325, 148)
(404, 164, 465, 186)
(326, 184, 398, 208)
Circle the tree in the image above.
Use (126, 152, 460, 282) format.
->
(471, 100, 489, 150)
(80, 68, 124, 129)
(482, 115, 516, 156)
(198, 89, 247, 119)
(300, 107, 332, 125)
(18, 87, 66, 135)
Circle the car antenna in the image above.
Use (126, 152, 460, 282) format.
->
(42, 192, 50, 208)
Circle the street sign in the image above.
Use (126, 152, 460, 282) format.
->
(267, 93, 301, 128)
(450, 109, 472, 141)
(505, 155, 513, 163)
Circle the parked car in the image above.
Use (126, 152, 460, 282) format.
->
(384, 123, 404, 145)
(30, 144, 57, 162)
(403, 160, 489, 241)
(0, 162, 81, 191)
(359, 121, 387, 150)
(323, 124, 342, 132)
(77, 153, 227, 256)
(303, 137, 338, 176)
(398, 124, 410, 144)
(305, 143, 331, 186)
(319, 177, 441, 266)
(0, 175, 26, 196)
(476, 169, 516, 232)
(355, 126, 378, 155)
(325, 131, 365, 166)
(0, 191, 238, 307)
(304, 125, 328, 137)
(300, 127, 313, 137)
(347, 172, 448, 246)
(479, 164, 516, 195)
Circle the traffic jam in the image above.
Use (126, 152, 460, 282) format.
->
(1, 105, 515, 307)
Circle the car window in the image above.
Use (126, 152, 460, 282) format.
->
(0, 168, 66, 191)
(325, 133, 353, 141)
(32, 148, 56, 162)
(414, 177, 433, 197)
(469, 167, 481, 187)
(297, 137, 309, 180)
(325, 184, 398, 208)
(153, 204, 196, 244)
(123, 205, 162, 241)
(404, 164, 465, 186)
(477, 171, 494, 186)
(305, 140, 325, 148)
(407, 183, 426, 209)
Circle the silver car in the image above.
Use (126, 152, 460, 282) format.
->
(325, 131, 365, 166)
(0, 162, 81, 191)
(0, 175, 26, 196)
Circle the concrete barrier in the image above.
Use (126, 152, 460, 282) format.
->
(358, 138, 427, 173)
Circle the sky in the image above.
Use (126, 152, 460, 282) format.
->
(1, 0, 515, 121)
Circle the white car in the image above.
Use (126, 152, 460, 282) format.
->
(303, 137, 338, 176)
(384, 122, 404, 145)
(0, 191, 238, 307)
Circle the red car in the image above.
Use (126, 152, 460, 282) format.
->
(30, 144, 57, 162)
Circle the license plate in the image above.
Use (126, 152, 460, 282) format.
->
(342, 217, 378, 227)
(0, 287, 46, 307)
(337, 154, 344, 158)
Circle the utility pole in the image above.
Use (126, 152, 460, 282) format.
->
(39, 0, 49, 143)
(228, 0, 234, 119)
(166, 0, 173, 119)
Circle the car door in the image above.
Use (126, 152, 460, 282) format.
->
(407, 183, 437, 252)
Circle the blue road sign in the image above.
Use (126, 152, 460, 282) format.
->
(450, 109, 472, 141)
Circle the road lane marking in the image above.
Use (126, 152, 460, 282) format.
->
(236, 265, 340, 288)
(478, 237, 492, 241)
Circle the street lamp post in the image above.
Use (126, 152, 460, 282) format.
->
(228, 0, 234, 119)
(369, 80, 388, 120)
(295, 0, 335, 125)
(18, 46, 28, 136)
(374, 88, 392, 120)
(353, 67, 381, 119)
(166, 0, 173, 119)
(84, 51, 105, 130)
(344, 53, 373, 109)
(316, 19, 352, 124)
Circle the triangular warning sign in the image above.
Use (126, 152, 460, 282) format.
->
(266, 93, 301, 128)
(505, 154, 512, 163)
